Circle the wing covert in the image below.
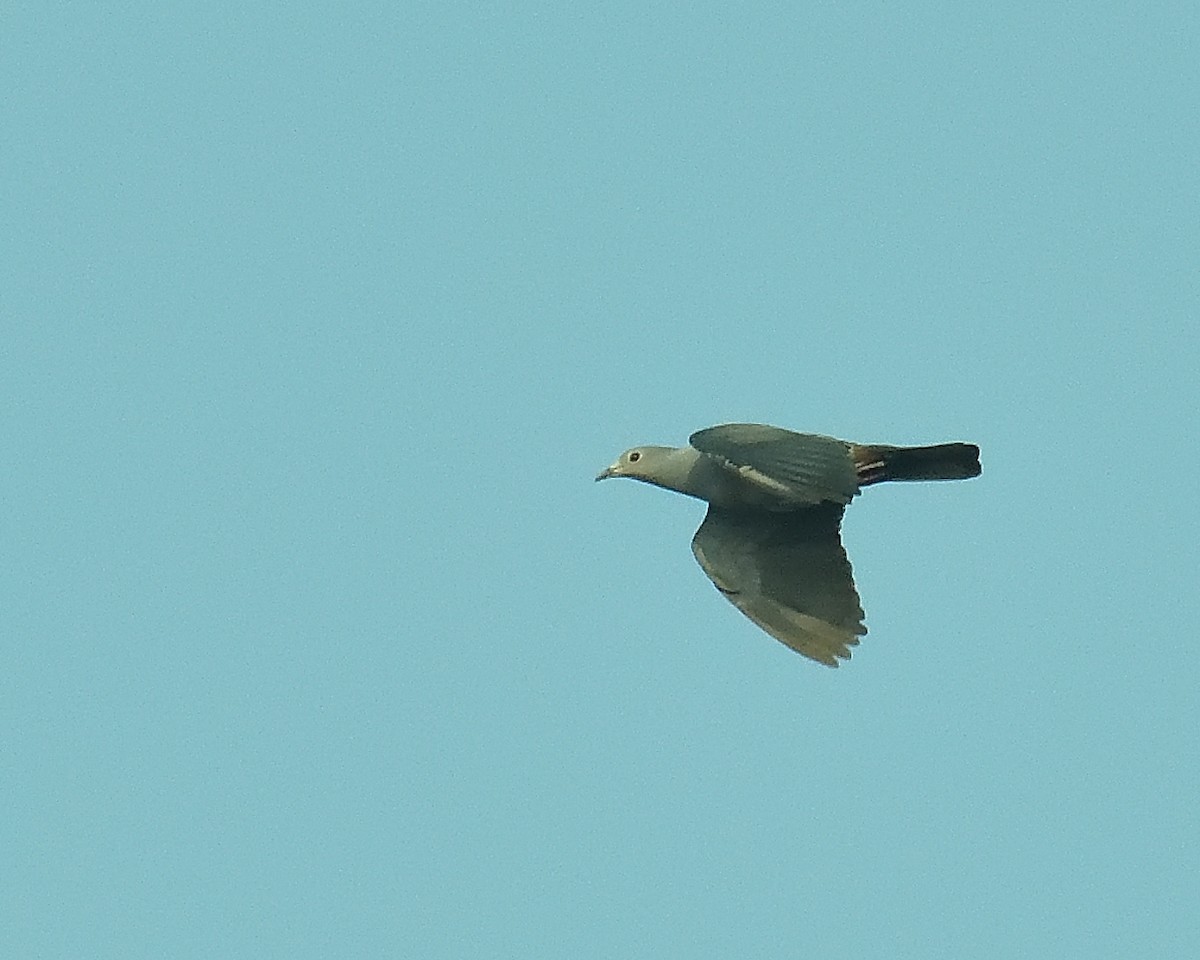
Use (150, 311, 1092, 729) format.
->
(689, 424, 859, 505)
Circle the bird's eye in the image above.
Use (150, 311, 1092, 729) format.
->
(628, 450, 641, 463)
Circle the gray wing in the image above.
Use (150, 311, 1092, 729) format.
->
(690, 503, 867, 667)
(689, 424, 859, 506)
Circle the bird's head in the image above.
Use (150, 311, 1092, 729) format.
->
(595, 445, 675, 482)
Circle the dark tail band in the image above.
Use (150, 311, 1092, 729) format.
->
(853, 442, 981, 485)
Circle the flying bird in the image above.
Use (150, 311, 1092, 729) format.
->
(596, 423, 981, 667)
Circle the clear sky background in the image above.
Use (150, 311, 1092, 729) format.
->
(4, 2, 1198, 958)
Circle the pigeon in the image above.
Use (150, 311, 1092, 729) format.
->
(596, 423, 981, 667)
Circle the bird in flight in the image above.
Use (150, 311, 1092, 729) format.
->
(596, 423, 981, 667)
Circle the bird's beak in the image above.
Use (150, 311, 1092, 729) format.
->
(595, 463, 619, 482)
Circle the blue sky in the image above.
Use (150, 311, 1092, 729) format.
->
(4, 2, 1199, 957)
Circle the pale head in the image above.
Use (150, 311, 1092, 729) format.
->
(594, 445, 676, 482)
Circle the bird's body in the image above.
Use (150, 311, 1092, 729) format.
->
(596, 424, 981, 667)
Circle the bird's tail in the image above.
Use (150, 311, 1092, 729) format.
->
(853, 442, 981, 485)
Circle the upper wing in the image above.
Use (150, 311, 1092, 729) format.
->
(690, 503, 866, 667)
(689, 424, 859, 506)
